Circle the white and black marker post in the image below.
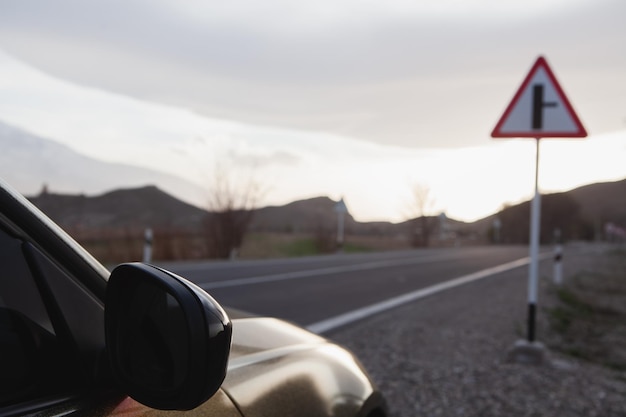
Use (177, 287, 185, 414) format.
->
(334, 198, 348, 251)
(491, 56, 587, 343)
(143, 227, 153, 263)
(553, 229, 563, 285)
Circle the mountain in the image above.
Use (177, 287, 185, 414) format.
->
(17, 138, 625, 245)
(19, 177, 626, 264)
(26, 186, 463, 243)
(475, 178, 626, 243)
(29, 185, 207, 231)
(0, 120, 207, 209)
(28, 190, 392, 235)
(23, 181, 624, 263)
(568, 179, 626, 226)
(251, 196, 444, 236)
(252, 197, 354, 233)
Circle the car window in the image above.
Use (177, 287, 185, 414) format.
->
(0, 226, 80, 407)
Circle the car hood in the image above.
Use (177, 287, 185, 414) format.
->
(228, 317, 326, 364)
(221, 317, 377, 417)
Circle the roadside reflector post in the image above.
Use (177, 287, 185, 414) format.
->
(143, 227, 153, 263)
(334, 198, 348, 253)
(553, 228, 563, 285)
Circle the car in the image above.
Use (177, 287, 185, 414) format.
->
(0, 178, 386, 417)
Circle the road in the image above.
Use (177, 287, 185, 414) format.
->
(160, 245, 541, 330)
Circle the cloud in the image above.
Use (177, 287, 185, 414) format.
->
(1, 0, 624, 149)
(1, 1, 626, 223)
(1, 46, 625, 223)
(226, 150, 301, 168)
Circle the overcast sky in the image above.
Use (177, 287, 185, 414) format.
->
(0, 0, 625, 222)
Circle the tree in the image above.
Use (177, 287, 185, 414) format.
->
(203, 166, 263, 259)
(407, 183, 436, 247)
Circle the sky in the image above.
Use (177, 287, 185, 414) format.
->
(0, 0, 625, 223)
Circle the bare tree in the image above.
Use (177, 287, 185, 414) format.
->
(203, 166, 263, 259)
(408, 183, 436, 247)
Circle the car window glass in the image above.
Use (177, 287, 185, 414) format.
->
(0, 227, 76, 406)
(24, 242, 105, 358)
(0, 229, 53, 334)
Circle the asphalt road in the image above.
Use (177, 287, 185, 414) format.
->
(159, 245, 540, 329)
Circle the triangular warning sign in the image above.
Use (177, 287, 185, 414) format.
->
(491, 56, 587, 138)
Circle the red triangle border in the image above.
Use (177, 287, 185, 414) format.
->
(491, 56, 587, 138)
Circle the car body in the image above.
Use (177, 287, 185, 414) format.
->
(0, 178, 386, 417)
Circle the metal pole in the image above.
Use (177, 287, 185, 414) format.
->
(527, 138, 541, 342)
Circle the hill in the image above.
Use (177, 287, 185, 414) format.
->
(29, 185, 206, 231)
(29, 188, 414, 237)
(29, 179, 626, 241)
(568, 179, 626, 226)
(479, 178, 626, 244)
(252, 196, 352, 233)
(251, 197, 408, 235)
(23, 177, 626, 260)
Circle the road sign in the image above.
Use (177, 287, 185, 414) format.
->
(491, 56, 587, 138)
(490, 55, 588, 344)
(334, 198, 348, 214)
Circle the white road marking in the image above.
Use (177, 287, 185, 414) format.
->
(306, 254, 551, 334)
(200, 253, 459, 289)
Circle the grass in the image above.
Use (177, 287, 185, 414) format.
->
(546, 246, 626, 371)
(278, 238, 374, 257)
(281, 239, 319, 257)
(78, 230, 407, 262)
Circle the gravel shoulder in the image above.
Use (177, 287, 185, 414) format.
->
(327, 243, 626, 417)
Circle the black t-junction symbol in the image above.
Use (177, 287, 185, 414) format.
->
(532, 84, 558, 130)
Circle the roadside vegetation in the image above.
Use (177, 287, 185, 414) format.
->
(546, 247, 626, 371)
(69, 229, 415, 264)
(29, 179, 625, 263)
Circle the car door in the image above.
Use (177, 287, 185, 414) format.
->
(0, 217, 93, 415)
(0, 206, 242, 417)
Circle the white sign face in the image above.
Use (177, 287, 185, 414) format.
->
(492, 56, 587, 138)
(334, 198, 348, 213)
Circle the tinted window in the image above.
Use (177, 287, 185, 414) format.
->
(0, 228, 77, 406)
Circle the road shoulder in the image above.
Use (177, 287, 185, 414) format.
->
(328, 244, 626, 417)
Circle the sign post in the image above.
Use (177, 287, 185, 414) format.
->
(492, 56, 586, 344)
(334, 198, 348, 252)
(527, 137, 541, 341)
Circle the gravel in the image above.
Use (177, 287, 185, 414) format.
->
(327, 244, 626, 417)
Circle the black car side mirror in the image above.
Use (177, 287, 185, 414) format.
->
(105, 263, 231, 410)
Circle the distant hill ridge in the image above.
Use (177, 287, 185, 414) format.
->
(30, 185, 206, 230)
(28, 186, 413, 235)
(27, 178, 626, 239)
(569, 180, 626, 225)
